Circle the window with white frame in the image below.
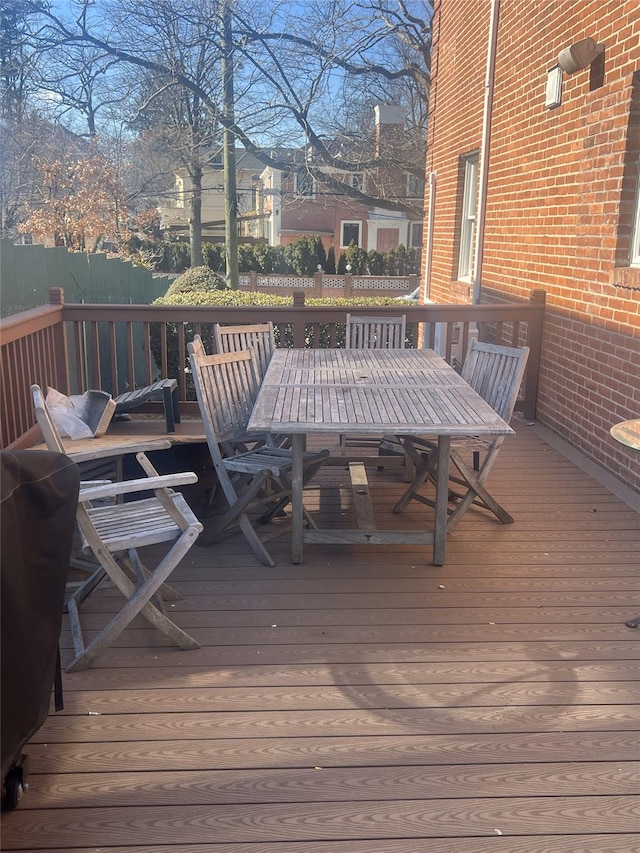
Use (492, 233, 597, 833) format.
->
(458, 153, 479, 281)
(295, 171, 315, 197)
(631, 160, 640, 267)
(341, 221, 361, 247)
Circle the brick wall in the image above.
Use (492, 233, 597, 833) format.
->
(426, 0, 640, 491)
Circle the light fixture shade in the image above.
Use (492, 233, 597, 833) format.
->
(557, 37, 604, 74)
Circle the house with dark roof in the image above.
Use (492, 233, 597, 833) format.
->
(243, 105, 424, 254)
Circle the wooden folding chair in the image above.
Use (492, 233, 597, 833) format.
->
(213, 322, 276, 381)
(341, 314, 407, 454)
(392, 341, 530, 530)
(345, 314, 407, 349)
(31, 384, 203, 672)
(188, 335, 328, 567)
(213, 321, 289, 449)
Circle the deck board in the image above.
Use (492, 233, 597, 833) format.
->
(1, 421, 638, 852)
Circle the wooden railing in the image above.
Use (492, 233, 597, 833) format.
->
(0, 287, 546, 448)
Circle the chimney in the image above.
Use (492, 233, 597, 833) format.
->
(374, 104, 407, 157)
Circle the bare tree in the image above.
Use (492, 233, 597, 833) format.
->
(20, 0, 431, 252)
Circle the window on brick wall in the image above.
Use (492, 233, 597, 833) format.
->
(631, 161, 640, 267)
(458, 153, 478, 281)
(341, 221, 361, 247)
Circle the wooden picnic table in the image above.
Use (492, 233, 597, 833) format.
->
(248, 347, 514, 565)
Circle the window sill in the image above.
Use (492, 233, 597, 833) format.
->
(451, 280, 472, 299)
(612, 267, 640, 292)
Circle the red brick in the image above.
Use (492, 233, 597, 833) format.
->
(427, 0, 640, 489)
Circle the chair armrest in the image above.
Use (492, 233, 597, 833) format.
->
(79, 472, 198, 502)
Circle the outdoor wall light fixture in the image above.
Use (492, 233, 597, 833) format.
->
(547, 37, 605, 109)
(557, 37, 604, 74)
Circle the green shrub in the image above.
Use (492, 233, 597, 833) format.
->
(170, 242, 191, 273)
(202, 242, 225, 271)
(165, 265, 226, 296)
(254, 243, 288, 273)
(313, 237, 326, 271)
(367, 249, 384, 275)
(128, 235, 421, 276)
(345, 241, 368, 274)
(325, 245, 336, 273)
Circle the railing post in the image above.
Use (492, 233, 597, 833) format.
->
(523, 289, 545, 420)
(344, 274, 353, 298)
(250, 270, 258, 291)
(314, 271, 323, 297)
(292, 290, 306, 347)
(51, 289, 71, 393)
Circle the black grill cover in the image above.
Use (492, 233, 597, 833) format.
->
(1, 450, 80, 779)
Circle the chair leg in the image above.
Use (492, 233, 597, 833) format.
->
(392, 449, 438, 513)
(430, 451, 512, 527)
(162, 384, 176, 432)
(121, 550, 183, 603)
(198, 469, 271, 544)
(258, 494, 291, 524)
(235, 514, 277, 567)
(66, 530, 202, 672)
(201, 467, 277, 567)
(444, 448, 514, 532)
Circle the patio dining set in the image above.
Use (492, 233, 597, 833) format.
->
(31, 316, 529, 672)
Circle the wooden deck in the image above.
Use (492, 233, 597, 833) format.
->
(2, 421, 639, 852)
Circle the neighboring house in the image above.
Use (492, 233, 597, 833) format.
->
(157, 151, 267, 241)
(159, 106, 425, 253)
(423, 0, 639, 491)
(242, 105, 424, 253)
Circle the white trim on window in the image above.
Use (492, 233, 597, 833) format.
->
(631, 161, 640, 267)
(341, 220, 361, 248)
(458, 153, 478, 281)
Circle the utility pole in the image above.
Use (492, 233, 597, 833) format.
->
(221, 0, 239, 289)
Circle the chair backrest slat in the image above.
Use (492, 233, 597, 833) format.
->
(461, 340, 530, 422)
(188, 335, 260, 447)
(345, 315, 406, 349)
(213, 322, 275, 381)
